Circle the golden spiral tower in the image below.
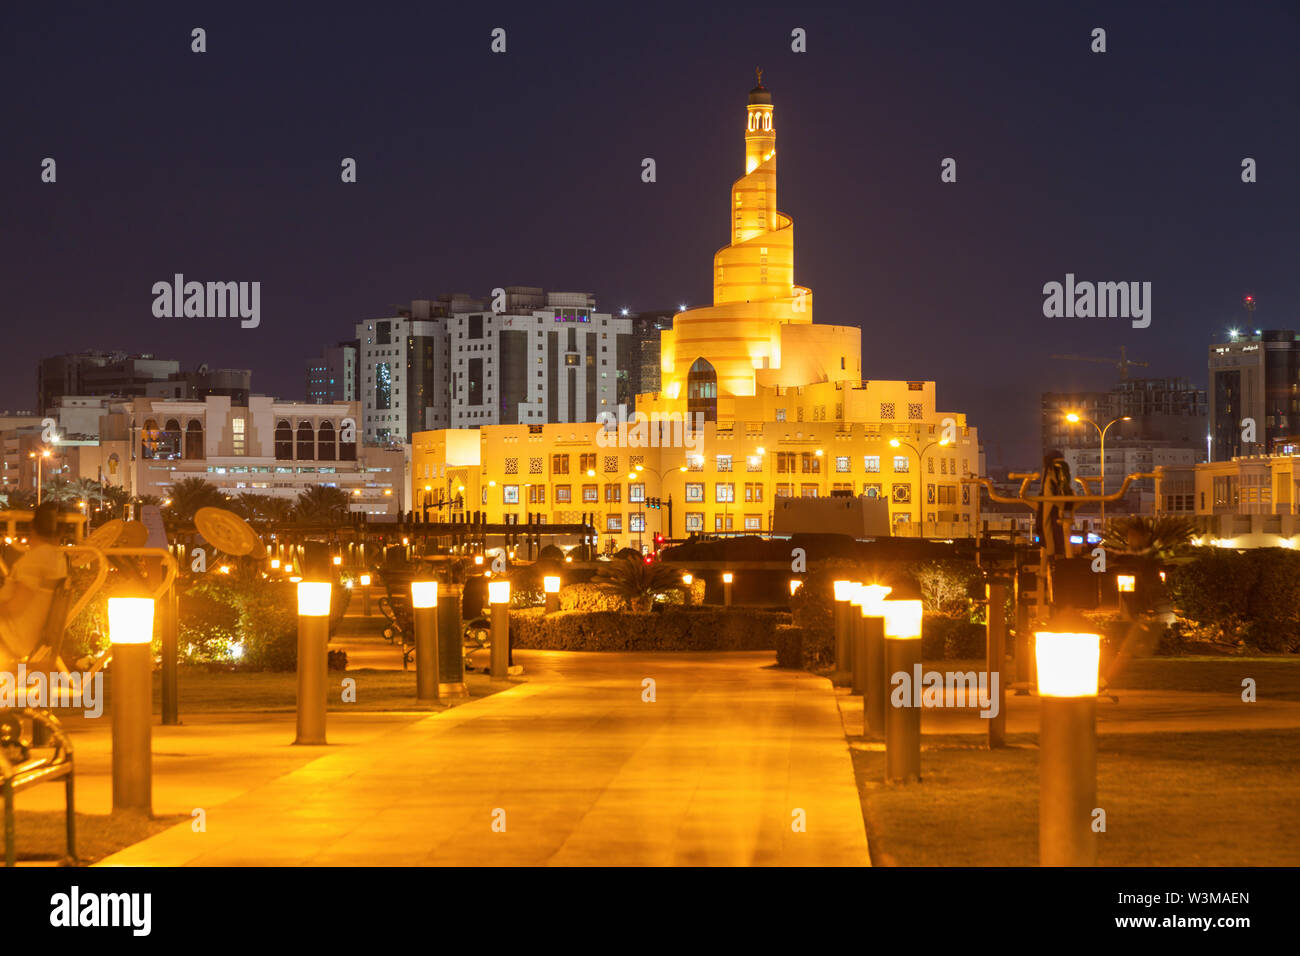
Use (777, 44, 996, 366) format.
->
(659, 74, 857, 408)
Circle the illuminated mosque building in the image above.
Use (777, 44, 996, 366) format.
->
(412, 75, 981, 549)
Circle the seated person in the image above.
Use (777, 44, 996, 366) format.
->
(0, 504, 69, 667)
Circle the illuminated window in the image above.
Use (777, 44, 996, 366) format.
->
(715, 483, 735, 503)
(502, 485, 519, 504)
(685, 482, 705, 502)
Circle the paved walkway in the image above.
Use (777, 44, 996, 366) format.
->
(100, 652, 869, 866)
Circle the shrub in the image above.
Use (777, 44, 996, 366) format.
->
(509, 606, 789, 651)
(921, 614, 985, 659)
(558, 583, 626, 612)
(1167, 548, 1300, 652)
(774, 625, 803, 668)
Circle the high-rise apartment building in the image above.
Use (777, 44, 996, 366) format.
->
(1209, 329, 1300, 460)
(306, 341, 359, 404)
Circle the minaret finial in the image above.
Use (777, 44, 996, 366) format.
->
(756, 67, 763, 87)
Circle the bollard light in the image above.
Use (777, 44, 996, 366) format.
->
(294, 582, 331, 745)
(722, 571, 734, 608)
(359, 573, 371, 586)
(270, 558, 280, 569)
(332, 555, 342, 566)
(284, 563, 293, 573)
(108, 597, 155, 644)
(411, 581, 438, 608)
(543, 575, 561, 594)
(109, 597, 155, 813)
(1035, 631, 1101, 698)
(722, 572, 733, 583)
(681, 573, 693, 586)
(1116, 574, 1135, 593)
(859, 584, 892, 738)
(297, 581, 331, 616)
(411, 581, 440, 701)
(882, 599, 923, 639)
(474, 555, 484, 566)
(1035, 629, 1101, 866)
(488, 580, 511, 679)
(882, 598, 923, 783)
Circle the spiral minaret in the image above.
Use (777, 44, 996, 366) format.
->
(660, 72, 847, 406)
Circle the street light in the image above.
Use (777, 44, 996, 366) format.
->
(1063, 412, 1132, 526)
(29, 448, 51, 505)
(889, 436, 951, 536)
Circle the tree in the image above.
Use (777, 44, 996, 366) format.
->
(293, 485, 352, 524)
(0, 487, 36, 510)
(235, 493, 293, 524)
(166, 477, 225, 523)
(592, 555, 682, 612)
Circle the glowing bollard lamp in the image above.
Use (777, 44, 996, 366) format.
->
(411, 581, 440, 702)
(859, 584, 892, 736)
(831, 579, 857, 683)
(488, 580, 511, 679)
(1036, 630, 1101, 867)
(680, 573, 693, 607)
(359, 572, 372, 617)
(883, 599, 923, 783)
(847, 584, 866, 695)
(722, 572, 734, 607)
(294, 582, 331, 745)
(1116, 573, 1135, 621)
(543, 575, 561, 614)
(109, 597, 155, 814)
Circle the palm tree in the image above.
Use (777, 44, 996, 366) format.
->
(165, 477, 225, 523)
(1101, 515, 1198, 559)
(235, 493, 293, 524)
(293, 485, 352, 524)
(101, 484, 130, 518)
(593, 555, 682, 612)
(41, 475, 79, 504)
(0, 487, 36, 510)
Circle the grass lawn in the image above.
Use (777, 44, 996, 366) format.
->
(10, 812, 187, 865)
(854, 656, 1300, 866)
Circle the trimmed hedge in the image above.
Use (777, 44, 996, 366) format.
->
(509, 606, 790, 651)
(1168, 548, 1300, 652)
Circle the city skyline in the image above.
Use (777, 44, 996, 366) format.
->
(5, 2, 1298, 469)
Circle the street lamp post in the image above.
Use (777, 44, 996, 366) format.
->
(1064, 413, 1132, 527)
(889, 436, 951, 537)
(29, 448, 51, 505)
(637, 463, 688, 542)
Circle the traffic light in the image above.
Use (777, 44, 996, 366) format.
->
(653, 532, 664, 550)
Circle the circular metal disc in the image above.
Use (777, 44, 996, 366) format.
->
(194, 506, 259, 556)
(86, 518, 125, 550)
(116, 522, 150, 548)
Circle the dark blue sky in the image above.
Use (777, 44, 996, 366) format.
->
(5, 1, 1298, 467)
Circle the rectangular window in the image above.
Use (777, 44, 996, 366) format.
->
(502, 485, 519, 504)
(777, 452, 796, 474)
(800, 483, 819, 498)
(746, 454, 763, 472)
(714, 514, 734, 532)
(555, 485, 572, 503)
(551, 454, 569, 475)
(582, 484, 598, 503)
(937, 485, 957, 505)
(606, 514, 622, 532)
(685, 482, 705, 502)
(716, 455, 732, 472)
(528, 485, 546, 504)
(775, 483, 794, 498)
(231, 417, 245, 456)
(604, 484, 622, 503)
(801, 453, 820, 474)
(629, 483, 645, 502)
(835, 455, 850, 473)
(715, 482, 735, 503)
(744, 515, 761, 531)
(579, 453, 596, 474)
(744, 482, 764, 502)
(685, 512, 704, 532)
(630, 513, 645, 532)
(864, 456, 880, 473)
(893, 456, 910, 473)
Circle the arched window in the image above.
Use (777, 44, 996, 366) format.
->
(338, 418, 357, 462)
(274, 419, 293, 461)
(296, 420, 315, 460)
(687, 357, 718, 424)
(141, 418, 160, 459)
(762, 111, 771, 131)
(161, 419, 182, 459)
(184, 420, 204, 460)
(317, 420, 336, 461)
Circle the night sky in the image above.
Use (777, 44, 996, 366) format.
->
(5, 1, 1298, 467)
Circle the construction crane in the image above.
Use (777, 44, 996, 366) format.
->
(1049, 345, 1149, 380)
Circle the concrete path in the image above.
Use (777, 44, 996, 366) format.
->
(100, 652, 869, 866)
